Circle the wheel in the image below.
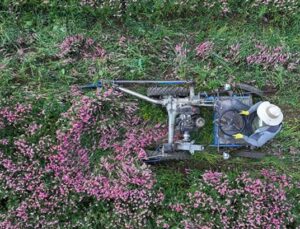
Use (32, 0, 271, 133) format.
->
(233, 150, 265, 159)
(144, 149, 191, 163)
(219, 109, 246, 136)
(147, 87, 189, 98)
(207, 83, 263, 97)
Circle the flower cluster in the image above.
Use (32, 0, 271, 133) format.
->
(0, 136, 74, 228)
(58, 35, 106, 61)
(203, 0, 230, 14)
(175, 43, 187, 58)
(160, 169, 295, 228)
(174, 43, 188, 77)
(0, 103, 32, 127)
(80, 0, 138, 17)
(27, 122, 42, 135)
(0, 88, 167, 228)
(80, 0, 99, 7)
(0, 87, 299, 227)
(3, 0, 299, 20)
(118, 36, 127, 47)
(250, 0, 299, 15)
(195, 41, 214, 59)
(246, 43, 299, 70)
(78, 0, 299, 18)
(224, 43, 241, 62)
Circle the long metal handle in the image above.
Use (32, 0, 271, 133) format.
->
(117, 86, 163, 105)
(112, 80, 193, 85)
(80, 80, 193, 89)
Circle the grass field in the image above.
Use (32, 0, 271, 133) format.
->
(0, 1, 299, 228)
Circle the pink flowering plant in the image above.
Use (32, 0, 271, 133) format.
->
(203, 0, 230, 15)
(0, 102, 32, 127)
(157, 169, 297, 228)
(2, 0, 299, 21)
(58, 35, 106, 61)
(174, 43, 188, 77)
(195, 41, 214, 60)
(246, 43, 299, 70)
(0, 0, 300, 227)
(0, 88, 299, 227)
(0, 87, 168, 228)
(246, 0, 299, 17)
(224, 43, 241, 63)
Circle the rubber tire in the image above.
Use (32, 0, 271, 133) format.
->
(235, 83, 264, 97)
(234, 151, 265, 159)
(147, 87, 189, 98)
(145, 150, 191, 163)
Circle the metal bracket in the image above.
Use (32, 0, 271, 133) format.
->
(175, 142, 204, 154)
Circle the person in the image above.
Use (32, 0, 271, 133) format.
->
(232, 101, 283, 147)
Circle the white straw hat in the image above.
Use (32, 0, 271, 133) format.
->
(257, 101, 283, 126)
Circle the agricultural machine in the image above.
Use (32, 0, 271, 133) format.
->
(82, 80, 266, 162)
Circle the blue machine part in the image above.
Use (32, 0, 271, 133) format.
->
(211, 95, 253, 148)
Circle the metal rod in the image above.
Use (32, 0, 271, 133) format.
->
(112, 80, 193, 85)
(189, 86, 195, 99)
(117, 86, 163, 105)
(81, 80, 194, 89)
(191, 102, 214, 107)
(167, 109, 176, 144)
(80, 82, 102, 89)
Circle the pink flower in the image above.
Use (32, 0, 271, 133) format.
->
(58, 34, 106, 60)
(175, 43, 187, 57)
(195, 41, 214, 59)
(202, 171, 223, 184)
(119, 36, 126, 46)
(163, 223, 170, 228)
(246, 43, 293, 69)
(28, 122, 42, 135)
(0, 138, 9, 145)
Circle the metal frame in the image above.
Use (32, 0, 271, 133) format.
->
(115, 81, 214, 154)
(82, 80, 214, 154)
(81, 80, 255, 156)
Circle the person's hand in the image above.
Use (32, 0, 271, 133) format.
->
(239, 110, 250, 116)
(233, 133, 244, 139)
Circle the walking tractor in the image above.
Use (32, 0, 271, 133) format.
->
(82, 80, 283, 162)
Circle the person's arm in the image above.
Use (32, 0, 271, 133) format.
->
(239, 101, 262, 116)
(243, 125, 282, 147)
(248, 101, 263, 114)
